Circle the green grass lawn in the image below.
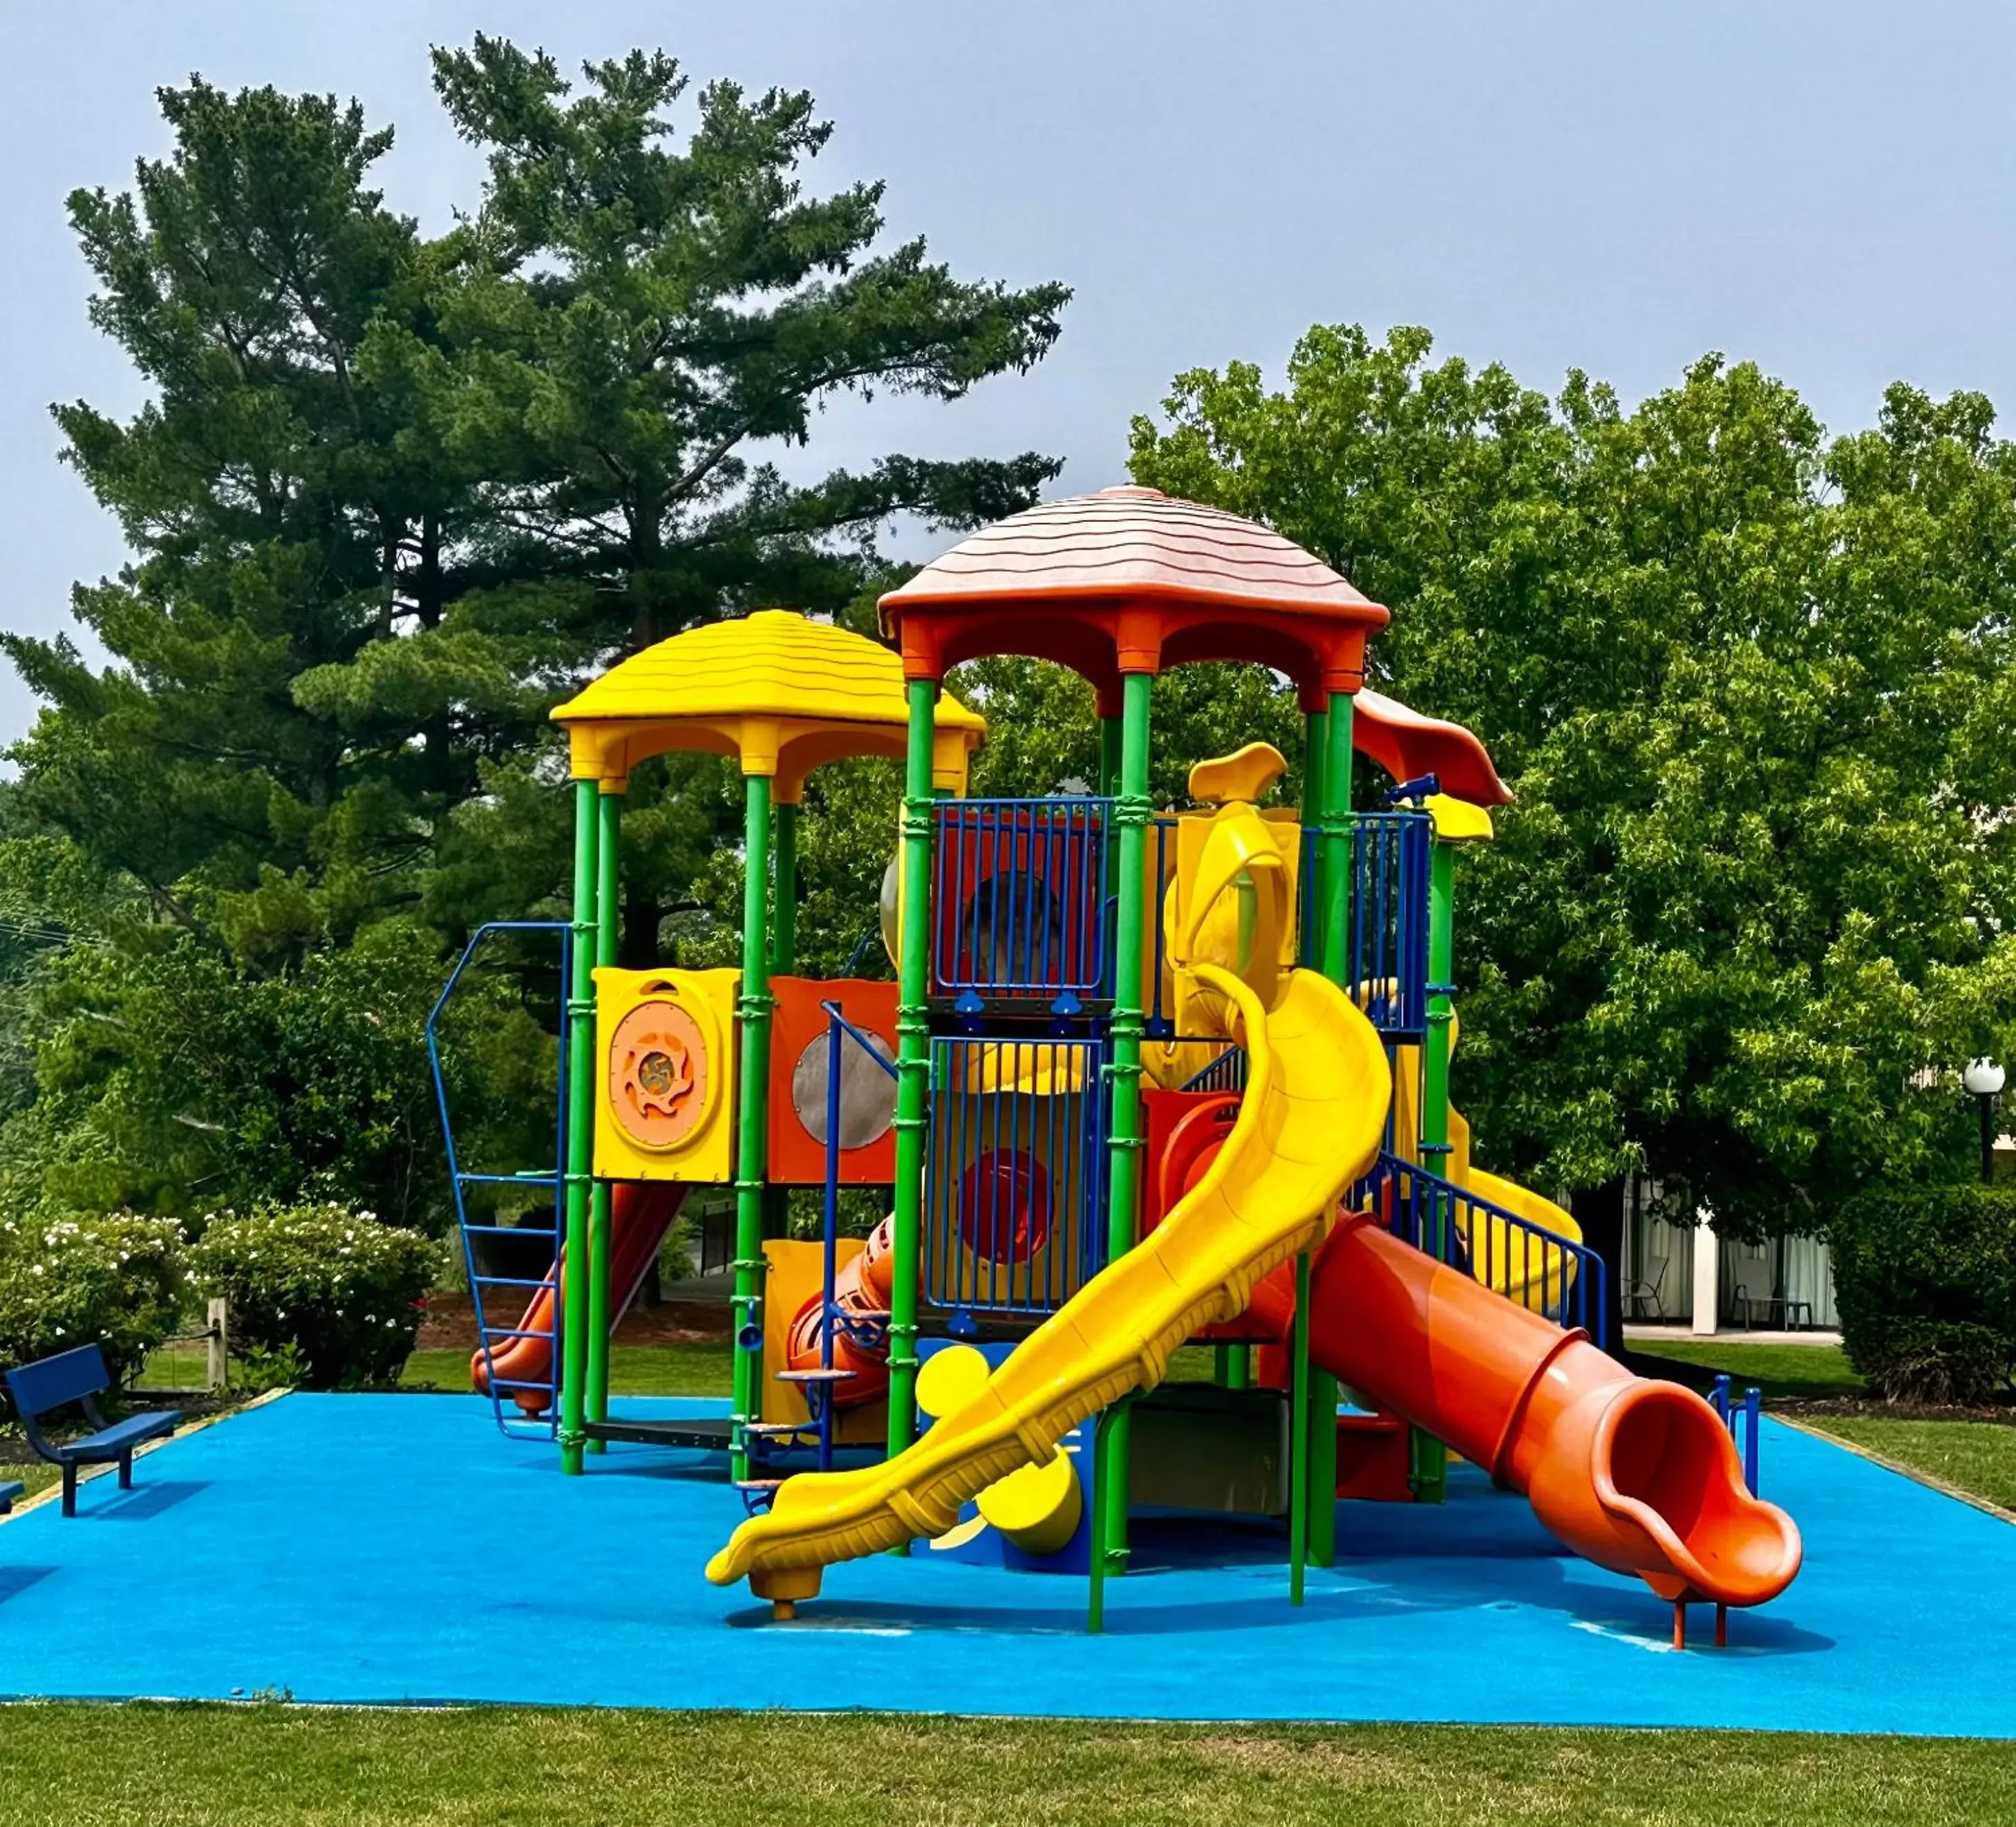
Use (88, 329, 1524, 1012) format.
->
(1800, 1416, 2016, 1512)
(403, 1340, 1227, 1400)
(0, 1706, 2013, 1826)
(402, 1339, 733, 1397)
(1631, 1338, 1865, 1401)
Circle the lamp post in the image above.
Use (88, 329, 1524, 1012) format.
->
(1962, 1058, 2006, 1186)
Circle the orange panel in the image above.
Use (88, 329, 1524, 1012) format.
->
(766, 978, 900, 1186)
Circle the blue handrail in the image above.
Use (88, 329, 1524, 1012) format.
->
(426, 920, 572, 1441)
(1709, 1375, 1764, 1495)
(1355, 1149, 1610, 1349)
(810, 1002, 901, 1472)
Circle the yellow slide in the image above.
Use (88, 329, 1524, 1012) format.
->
(706, 962, 1392, 1604)
(1388, 1024, 1582, 1318)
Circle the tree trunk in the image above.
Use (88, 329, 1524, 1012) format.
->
(1576, 1173, 1629, 1360)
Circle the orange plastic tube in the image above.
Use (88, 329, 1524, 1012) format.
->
(1307, 1215, 1802, 1609)
(473, 1182, 686, 1414)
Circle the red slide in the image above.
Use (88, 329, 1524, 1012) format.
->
(1305, 1214, 1802, 1611)
(471, 1181, 686, 1416)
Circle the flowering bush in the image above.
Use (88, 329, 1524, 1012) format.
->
(0, 1212, 185, 1390)
(189, 1204, 443, 1389)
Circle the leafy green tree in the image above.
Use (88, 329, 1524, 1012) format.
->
(1, 44, 1069, 1225)
(1131, 326, 2016, 1294)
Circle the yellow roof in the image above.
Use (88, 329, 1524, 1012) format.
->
(552, 610, 986, 798)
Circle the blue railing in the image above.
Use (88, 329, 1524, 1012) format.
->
(1180, 1047, 1249, 1094)
(426, 921, 571, 1441)
(1357, 1150, 1609, 1347)
(925, 1033, 1107, 1318)
(809, 1001, 902, 1472)
(1709, 1376, 1764, 1495)
(1348, 814, 1433, 1038)
(933, 797, 1111, 1000)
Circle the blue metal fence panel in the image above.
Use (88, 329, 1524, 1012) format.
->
(1348, 812, 1433, 1038)
(1355, 1148, 1610, 1349)
(932, 798, 1111, 999)
(925, 1033, 1108, 1317)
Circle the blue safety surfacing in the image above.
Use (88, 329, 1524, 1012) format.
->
(0, 1392, 2004, 1733)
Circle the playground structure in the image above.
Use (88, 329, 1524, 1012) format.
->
(432, 486, 1802, 1645)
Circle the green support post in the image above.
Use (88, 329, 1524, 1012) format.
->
(1289, 1249, 1312, 1604)
(728, 773, 775, 1483)
(1098, 713, 1123, 798)
(558, 780, 601, 1475)
(1411, 832, 1458, 1503)
(1319, 693, 1355, 984)
(887, 680, 938, 1464)
(771, 800, 798, 973)
(585, 788, 623, 1452)
(1099, 670, 1154, 1583)
(1304, 697, 1352, 1566)
(763, 800, 798, 1242)
(1303, 707, 1328, 962)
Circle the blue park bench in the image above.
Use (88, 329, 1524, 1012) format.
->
(4, 1345, 179, 1517)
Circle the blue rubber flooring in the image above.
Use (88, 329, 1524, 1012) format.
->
(0, 1392, 2004, 1732)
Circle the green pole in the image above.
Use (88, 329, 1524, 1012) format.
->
(1302, 708, 1328, 968)
(771, 801, 798, 973)
(558, 779, 601, 1476)
(887, 680, 938, 1463)
(1097, 713, 1123, 798)
(1227, 1345, 1252, 1389)
(1098, 670, 1153, 1581)
(1289, 1248, 1312, 1604)
(1295, 697, 1353, 1564)
(763, 800, 798, 1242)
(585, 789, 623, 1452)
(1411, 834, 1458, 1504)
(729, 773, 775, 1483)
(1320, 693, 1355, 984)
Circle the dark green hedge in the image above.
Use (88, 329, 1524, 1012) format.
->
(1831, 1183, 2016, 1403)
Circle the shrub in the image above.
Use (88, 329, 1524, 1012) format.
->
(1830, 1183, 2016, 1403)
(0, 1211, 185, 1391)
(189, 1204, 443, 1389)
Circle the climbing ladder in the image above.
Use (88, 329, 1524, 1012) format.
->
(426, 921, 572, 1441)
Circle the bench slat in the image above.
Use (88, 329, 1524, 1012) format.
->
(4, 1342, 111, 1418)
(55, 1412, 178, 1464)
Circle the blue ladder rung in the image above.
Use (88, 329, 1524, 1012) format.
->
(455, 1172, 563, 1186)
(478, 1327, 556, 1344)
(471, 1273, 559, 1290)
(463, 1223, 559, 1237)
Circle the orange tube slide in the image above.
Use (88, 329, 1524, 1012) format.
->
(784, 1216, 898, 1407)
(1306, 1214, 1802, 1609)
(472, 1181, 686, 1415)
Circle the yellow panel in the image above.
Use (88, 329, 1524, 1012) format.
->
(1426, 793, 1494, 844)
(592, 967, 740, 1183)
(1187, 741, 1288, 806)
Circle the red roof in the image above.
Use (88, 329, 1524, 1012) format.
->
(879, 487, 1383, 626)
(1354, 689, 1513, 806)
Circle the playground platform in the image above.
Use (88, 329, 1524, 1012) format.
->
(0, 1392, 2004, 1734)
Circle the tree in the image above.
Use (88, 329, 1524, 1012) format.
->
(1130, 327, 2016, 1321)
(0, 45, 1069, 1226)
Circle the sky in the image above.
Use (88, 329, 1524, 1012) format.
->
(1, 0, 2011, 744)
